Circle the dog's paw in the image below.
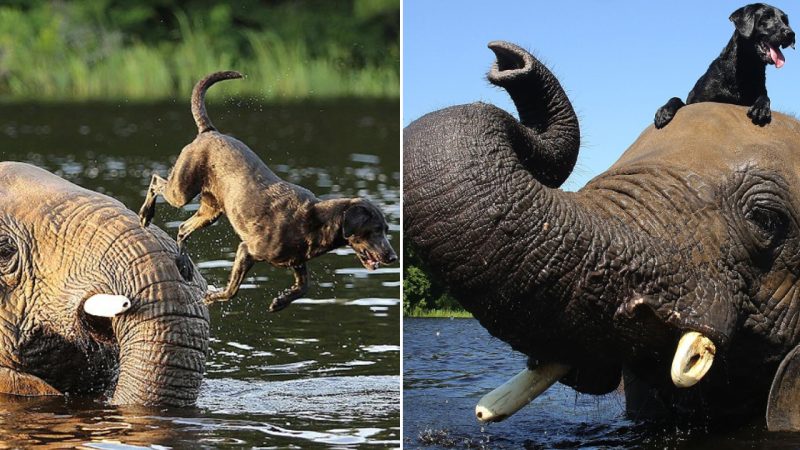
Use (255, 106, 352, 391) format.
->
(654, 108, 675, 129)
(747, 104, 772, 126)
(203, 293, 220, 305)
(654, 97, 685, 129)
(138, 205, 154, 228)
(268, 297, 290, 313)
(203, 287, 228, 304)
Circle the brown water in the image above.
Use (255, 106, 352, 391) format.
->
(0, 100, 399, 448)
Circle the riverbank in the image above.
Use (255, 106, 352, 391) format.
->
(404, 308, 473, 318)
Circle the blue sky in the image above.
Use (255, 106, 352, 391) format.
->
(403, 1, 800, 190)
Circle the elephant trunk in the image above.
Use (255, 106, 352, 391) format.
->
(111, 282, 209, 407)
(486, 41, 580, 188)
(74, 212, 211, 407)
(404, 41, 598, 361)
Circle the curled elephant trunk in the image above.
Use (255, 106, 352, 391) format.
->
(486, 40, 580, 188)
(111, 283, 209, 407)
(404, 41, 596, 364)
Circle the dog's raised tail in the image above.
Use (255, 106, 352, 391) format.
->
(191, 71, 244, 133)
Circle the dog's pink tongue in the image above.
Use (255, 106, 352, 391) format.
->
(770, 45, 785, 68)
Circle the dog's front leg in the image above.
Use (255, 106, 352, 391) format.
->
(204, 242, 255, 303)
(176, 203, 222, 281)
(138, 173, 168, 227)
(748, 94, 772, 126)
(269, 264, 308, 313)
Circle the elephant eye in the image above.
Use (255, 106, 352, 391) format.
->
(746, 206, 787, 246)
(0, 236, 17, 261)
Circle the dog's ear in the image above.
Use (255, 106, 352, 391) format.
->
(730, 4, 757, 38)
(343, 204, 372, 239)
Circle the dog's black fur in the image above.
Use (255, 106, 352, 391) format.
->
(655, 3, 795, 128)
(138, 71, 397, 312)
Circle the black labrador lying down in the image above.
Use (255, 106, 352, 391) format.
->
(139, 71, 397, 312)
(655, 3, 795, 128)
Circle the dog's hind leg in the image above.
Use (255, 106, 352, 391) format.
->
(269, 264, 308, 313)
(204, 241, 255, 303)
(654, 97, 686, 129)
(138, 173, 168, 227)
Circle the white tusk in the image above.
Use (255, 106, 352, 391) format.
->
(83, 294, 132, 318)
(475, 363, 570, 423)
(671, 331, 716, 388)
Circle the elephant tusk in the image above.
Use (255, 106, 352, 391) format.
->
(84, 294, 132, 317)
(475, 363, 570, 423)
(671, 331, 716, 388)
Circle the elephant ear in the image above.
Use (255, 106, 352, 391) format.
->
(767, 345, 800, 431)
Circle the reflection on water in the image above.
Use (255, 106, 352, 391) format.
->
(0, 376, 399, 448)
(404, 318, 800, 450)
(0, 100, 399, 448)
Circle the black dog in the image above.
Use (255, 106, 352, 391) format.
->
(655, 3, 795, 128)
(139, 71, 397, 312)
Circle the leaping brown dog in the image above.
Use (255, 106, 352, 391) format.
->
(138, 71, 397, 312)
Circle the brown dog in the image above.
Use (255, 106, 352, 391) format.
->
(138, 71, 397, 312)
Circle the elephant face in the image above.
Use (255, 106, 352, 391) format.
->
(585, 104, 800, 415)
(403, 41, 800, 428)
(599, 104, 800, 351)
(0, 162, 209, 406)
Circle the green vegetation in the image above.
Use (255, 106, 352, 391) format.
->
(404, 243, 471, 317)
(0, 0, 399, 101)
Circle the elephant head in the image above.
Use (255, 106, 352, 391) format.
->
(0, 162, 209, 406)
(404, 41, 800, 429)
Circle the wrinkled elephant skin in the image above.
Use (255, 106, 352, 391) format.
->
(404, 41, 800, 430)
(0, 162, 209, 407)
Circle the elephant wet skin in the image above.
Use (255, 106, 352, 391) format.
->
(404, 40, 800, 430)
(0, 162, 209, 406)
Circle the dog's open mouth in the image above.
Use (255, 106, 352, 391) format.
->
(760, 40, 788, 68)
(357, 250, 381, 271)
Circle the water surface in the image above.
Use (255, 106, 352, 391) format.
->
(0, 100, 399, 448)
(404, 318, 800, 449)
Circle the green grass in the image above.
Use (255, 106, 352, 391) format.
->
(404, 308, 473, 318)
(0, 4, 399, 102)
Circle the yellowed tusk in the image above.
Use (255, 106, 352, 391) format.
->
(475, 363, 570, 423)
(671, 331, 716, 388)
(84, 294, 132, 317)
